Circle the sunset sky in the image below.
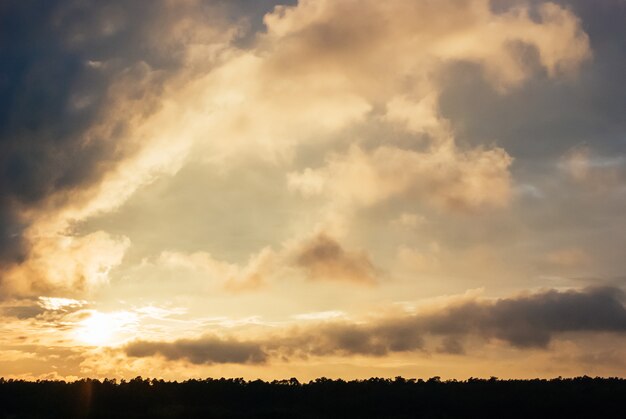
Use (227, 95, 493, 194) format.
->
(1, 0, 626, 381)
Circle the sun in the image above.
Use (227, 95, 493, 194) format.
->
(74, 311, 137, 346)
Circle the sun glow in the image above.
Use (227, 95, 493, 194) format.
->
(74, 311, 137, 346)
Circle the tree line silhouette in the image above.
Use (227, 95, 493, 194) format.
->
(0, 376, 624, 418)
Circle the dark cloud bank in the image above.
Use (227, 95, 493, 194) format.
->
(126, 335, 267, 365)
(0, 1, 164, 266)
(126, 286, 626, 364)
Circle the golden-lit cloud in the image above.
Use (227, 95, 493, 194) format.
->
(158, 247, 277, 292)
(1, 232, 129, 297)
(289, 144, 513, 212)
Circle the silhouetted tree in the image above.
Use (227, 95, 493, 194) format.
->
(0, 376, 624, 418)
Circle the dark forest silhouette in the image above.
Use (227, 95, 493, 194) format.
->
(0, 376, 624, 418)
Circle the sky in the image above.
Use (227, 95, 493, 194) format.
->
(1, 0, 626, 381)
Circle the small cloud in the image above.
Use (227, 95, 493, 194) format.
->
(38, 297, 87, 311)
(516, 183, 544, 199)
(562, 146, 592, 181)
(292, 233, 377, 285)
(561, 146, 624, 189)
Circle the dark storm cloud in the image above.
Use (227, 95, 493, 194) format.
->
(125, 287, 626, 364)
(0, 1, 255, 279)
(0, 1, 157, 267)
(125, 335, 268, 365)
(0, 1, 101, 264)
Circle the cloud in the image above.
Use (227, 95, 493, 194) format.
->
(274, 0, 590, 222)
(292, 233, 377, 284)
(0, 296, 86, 320)
(262, 0, 589, 92)
(561, 146, 625, 189)
(415, 286, 626, 348)
(290, 144, 513, 212)
(125, 286, 626, 364)
(1, 231, 130, 297)
(437, 337, 466, 355)
(158, 247, 277, 292)
(125, 335, 267, 365)
(1, 304, 46, 320)
(156, 231, 378, 289)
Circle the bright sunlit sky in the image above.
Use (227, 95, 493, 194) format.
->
(1, 0, 626, 381)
